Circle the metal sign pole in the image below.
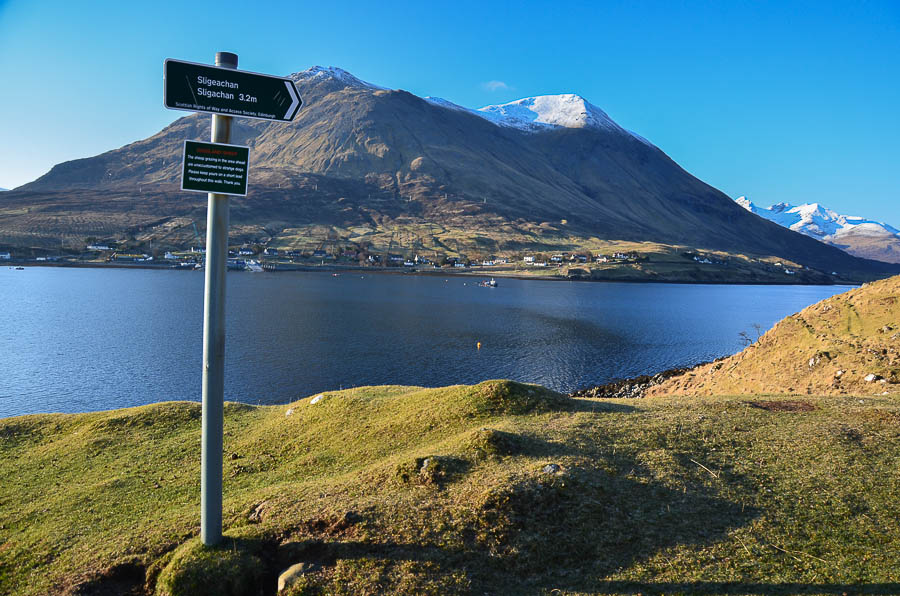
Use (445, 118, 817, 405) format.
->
(200, 50, 236, 547)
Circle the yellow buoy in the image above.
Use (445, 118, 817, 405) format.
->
(476, 342, 482, 350)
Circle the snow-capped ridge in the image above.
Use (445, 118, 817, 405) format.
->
(291, 66, 385, 90)
(425, 93, 652, 146)
(423, 96, 474, 114)
(735, 196, 900, 241)
(477, 94, 624, 133)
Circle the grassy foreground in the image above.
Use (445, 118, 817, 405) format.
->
(1, 381, 899, 595)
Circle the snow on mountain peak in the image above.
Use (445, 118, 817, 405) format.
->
(735, 196, 753, 211)
(425, 93, 651, 146)
(291, 66, 384, 90)
(735, 197, 900, 241)
(476, 94, 623, 133)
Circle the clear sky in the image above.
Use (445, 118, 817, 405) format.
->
(1, 0, 897, 223)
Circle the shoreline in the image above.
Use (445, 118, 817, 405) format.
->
(5, 259, 860, 286)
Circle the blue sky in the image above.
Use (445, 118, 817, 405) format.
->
(1, 0, 897, 222)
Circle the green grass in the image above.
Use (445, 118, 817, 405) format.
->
(1, 381, 899, 595)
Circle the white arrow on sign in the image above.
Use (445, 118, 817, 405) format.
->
(283, 81, 301, 120)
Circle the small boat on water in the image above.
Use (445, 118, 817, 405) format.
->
(479, 278, 497, 287)
(15, 266, 25, 270)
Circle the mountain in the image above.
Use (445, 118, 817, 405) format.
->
(1, 66, 897, 279)
(736, 197, 900, 264)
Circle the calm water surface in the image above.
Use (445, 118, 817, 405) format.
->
(0, 267, 852, 417)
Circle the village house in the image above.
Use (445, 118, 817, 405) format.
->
(112, 253, 150, 262)
(523, 255, 535, 264)
(0, 252, 10, 260)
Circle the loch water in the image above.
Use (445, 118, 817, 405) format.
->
(0, 267, 852, 418)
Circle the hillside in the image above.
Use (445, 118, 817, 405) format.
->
(1, 67, 897, 280)
(736, 197, 900, 265)
(2, 381, 898, 595)
(649, 275, 900, 397)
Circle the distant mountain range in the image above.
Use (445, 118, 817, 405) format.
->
(736, 197, 900, 264)
(1, 65, 897, 279)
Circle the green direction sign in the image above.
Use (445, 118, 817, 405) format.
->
(181, 141, 250, 196)
(165, 59, 302, 122)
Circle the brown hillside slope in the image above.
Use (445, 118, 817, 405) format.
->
(648, 275, 900, 397)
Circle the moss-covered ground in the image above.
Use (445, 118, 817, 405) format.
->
(1, 381, 898, 595)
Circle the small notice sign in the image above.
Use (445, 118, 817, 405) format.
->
(181, 140, 250, 196)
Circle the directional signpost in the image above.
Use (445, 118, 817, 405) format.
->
(165, 58, 302, 122)
(165, 52, 302, 547)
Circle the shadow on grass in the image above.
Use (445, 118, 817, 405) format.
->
(273, 447, 777, 594)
